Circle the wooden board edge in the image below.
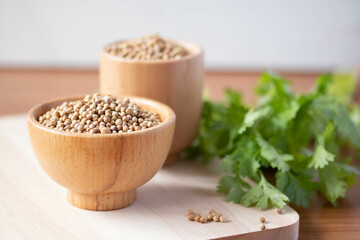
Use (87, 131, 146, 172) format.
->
(211, 214, 299, 240)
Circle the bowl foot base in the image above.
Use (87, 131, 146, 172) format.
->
(67, 189, 136, 211)
(163, 152, 181, 166)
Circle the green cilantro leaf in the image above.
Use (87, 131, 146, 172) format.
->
(334, 104, 360, 148)
(238, 154, 260, 180)
(240, 174, 289, 210)
(238, 107, 270, 134)
(217, 175, 251, 203)
(328, 72, 356, 104)
(318, 165, 348, 205)
(224, 89, 247, 128)
(226, 185, 246, 204)
(256, 133, 293, 172)
(271, 100, 300, 129)
(217, 175, 237, 194)
(276, 171, 316, 207)
(219, 155, 237, 174)
(334, 161, 360, 187)
(187, 70, 360, 210)
(220, 137, 261, 179)
(308, 135, 335, 169)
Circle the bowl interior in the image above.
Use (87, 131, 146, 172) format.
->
(102, 39, 203, 63)
(28, 95, 175, 137)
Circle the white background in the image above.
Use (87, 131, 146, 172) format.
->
(0, 0, 359, 70)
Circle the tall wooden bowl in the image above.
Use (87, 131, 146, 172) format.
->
(27, 96, 175, 211)
(100, 40, 203, 165)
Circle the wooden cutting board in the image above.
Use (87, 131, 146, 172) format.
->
(0, 115, 299, 240)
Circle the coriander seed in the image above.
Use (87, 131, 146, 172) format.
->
(100, 127, 111, 134)
(260, 217, 266, 223)
(260, 224, 266, 231)
(106, 34, 188, 61)
(200, 216, 207, 224)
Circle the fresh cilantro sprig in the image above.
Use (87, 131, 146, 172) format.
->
(187, 71, 360, 209)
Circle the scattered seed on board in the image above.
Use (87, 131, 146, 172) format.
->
(187, 209, 227, 223)
(277, 209, 283, 215)
(260, 217, 266, 223)
(200, 216, 207, 224)
(38, 94, 161, 134)
(260, 223, 266, 231)
(106, 34, 188, 60)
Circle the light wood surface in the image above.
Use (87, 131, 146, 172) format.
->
(100, 40, 204, 165)
(1, 114, 298, 239)
(27, 96, 175, 210)
(1, 69, 360, 239)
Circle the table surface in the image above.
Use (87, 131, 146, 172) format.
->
(1, 68, 360, 239)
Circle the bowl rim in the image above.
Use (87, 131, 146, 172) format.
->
(27, 95, 176, 138)
(101, 39, 203, 64)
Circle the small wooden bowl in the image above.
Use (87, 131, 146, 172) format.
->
(100, 39, 203, 165)
(27, 96, 175, 211)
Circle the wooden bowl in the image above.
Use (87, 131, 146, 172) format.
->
(100, 40, 203, 165)
(27, 96, 175, 211)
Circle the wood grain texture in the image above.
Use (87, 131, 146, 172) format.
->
(0, 69, 318, 116)
(1, 114, 298, 239)
(27, 96, 175, 210)
(1, 69, 360, 239)
(100, 40, 204, 165)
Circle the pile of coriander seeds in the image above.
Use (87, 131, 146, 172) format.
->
(38, 94, 161, 134)
(106, 34, 188, 60)
(187, 209, 226, 224)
